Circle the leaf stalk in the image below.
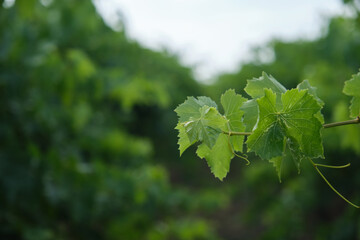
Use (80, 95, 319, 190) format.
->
(222, 130, 251, 136)
(323, 116, 360, 128)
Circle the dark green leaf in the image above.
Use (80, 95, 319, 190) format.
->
(247, 89, 324, 160)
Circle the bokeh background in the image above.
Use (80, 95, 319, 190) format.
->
(1, 0, 360, 239)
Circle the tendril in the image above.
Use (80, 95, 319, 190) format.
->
(308, 158, 359, 208)
(234, 152, 250, 165)
(314, 163, 350, 169)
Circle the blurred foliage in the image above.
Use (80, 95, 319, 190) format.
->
(1, 0, 360, 239)
(0, 0, 225, 239)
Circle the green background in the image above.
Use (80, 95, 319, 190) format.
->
(1, 0, 360, 239)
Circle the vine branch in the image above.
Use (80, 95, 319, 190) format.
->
(323, 116, 360, 128)
(223, 116, 360, 136)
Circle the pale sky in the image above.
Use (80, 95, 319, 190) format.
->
(94, 0, 345, 82)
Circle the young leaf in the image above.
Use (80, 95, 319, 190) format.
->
(183, 106, 227, 149)
(269, 138, 287, 182)
(297, 80, 325, 123)
(269, 156, 283, 183)
(246, 89, 286, 160)
(286, 137, 306, 174)
(333, 101, 360, 154)
(220, 89, 247, 152)
(281, 89, 324, 158)
(175, 96, 226, 149)
(175, 123, 195, 156)
(175, 96, 218, 122)
(343, 72, 360, 118)
(240, 99, 258, 132)
(244, 72, 287, 98)
(247, 89, 324, 161)
(196, 134, 234, 181)
(297, 80, 324, 106)
(242, 72, 287, 131)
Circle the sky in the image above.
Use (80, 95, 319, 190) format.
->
(95, 0, 345, 82)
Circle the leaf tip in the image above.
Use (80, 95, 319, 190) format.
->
(216, 175, 225, 181)
(262, 71, 269, 77)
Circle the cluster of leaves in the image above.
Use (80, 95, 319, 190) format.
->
(200, 13, 360, 238)
(176, 72, 360, 182)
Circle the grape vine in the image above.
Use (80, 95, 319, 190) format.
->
(175, 71, 360, 208)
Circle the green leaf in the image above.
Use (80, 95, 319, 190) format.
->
(333, 101, 360, 154)
(175, 96, 218, 122)
(269, 156, 283, 183)
(350, 97, 360, 118)
(343, 72, 360, 118)
(220, 89, 247, 152)
(297, 80, 324, 123)
(241, 99, 258, 132)
(269, 138, 287, 182)
(196, 134, 234, 180)
(242, 72, 287, 131)
(286, 138, 305, 174)
(175, 123, 195, 156)
(297, 80, 324, 106)
(247, 88, 324, 160)
(183, 106, 227, 149)
(244, 72, 287, 98)
(269, 138, 305, 182)
(197, 96, 218, 108)
(314, 111, 325, 125)
(246, 89, 285, 159)
(175, 96, 226, 149)
(281, 89, 324, 158)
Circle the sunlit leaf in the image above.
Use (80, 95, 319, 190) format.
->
(343, 71, 360, 118)
(175, 96, 217, 122)
(297, 79, 324, 123)
(240, 99, 258, 131)
(242, 72, 287, 131)
(183, 106, 227, 149)
(175, 123, 195, 156)
(196, 134, 234, 181)
(220, 89, 247, 151)
(247, 89, 324, 160)
(175, 96, 227, 149)
(244, 72, 287, 98)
